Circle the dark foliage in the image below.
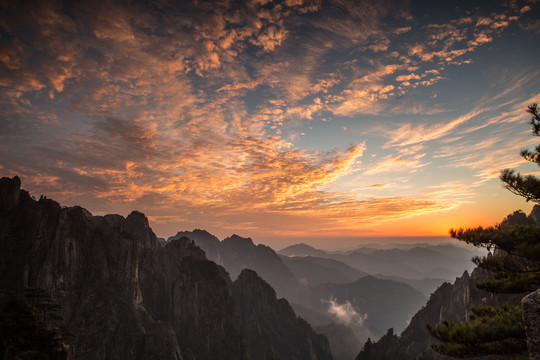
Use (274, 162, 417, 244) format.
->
(500, 104, 540, 202)
(427, 305, 527, 357)
(0, 289, 70, 360)
(429, 104, 540, 358)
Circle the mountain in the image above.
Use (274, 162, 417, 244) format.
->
(314, 323, 361, 360)
(177, 230, 439, 353)
(233, 269, 332, 360)
(169, 229, 222, 264)
(172, 231, 300, 300)
(355, 268, 514, 360)
(281, 242, 481, 281)
(328, 251, 429, 280)
(0, 176, 332, 360)
(373, 274, 446, 296)
(308, 276, 427, 337)
(279, 243, 330, 257)
(280, 255, 367, 286)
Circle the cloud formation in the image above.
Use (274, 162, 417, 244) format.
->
(325, 297, 368, 327)
(1, 0, 538, 240)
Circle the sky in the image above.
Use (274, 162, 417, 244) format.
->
(1, 0, 540, 249)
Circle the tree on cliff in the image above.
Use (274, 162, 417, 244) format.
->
(428, 104, 540, 358)
(0, 289, 69, 360)
(501, 103, 540, 203)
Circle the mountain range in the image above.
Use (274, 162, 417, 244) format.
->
(168, 230, 483, 359)
(0, 176, 331, 360)
(0, 175, 492, 360)
(279, 242, 483, 281)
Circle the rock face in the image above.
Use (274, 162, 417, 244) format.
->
(314, 322, 361, 360)
(0, 176, 332, 360)
(232, 269, 333, 360)
(169, 229, 222, 265)
(355, 268, 509, 360)
(171, 231, 300, 301)
(523, 289, 540, 360)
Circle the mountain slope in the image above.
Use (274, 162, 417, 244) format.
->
(373, 274, 446, 296)
(173, 231, 300, 300)
(233, 269, 333, 360)
(280, 255, 367, 286)
(355, 268, 513, 360)
(0, 176, 332, 360)
(169, 229, 222, 264)
(279, 243, 330, 257)
(309, 276, 427, 337)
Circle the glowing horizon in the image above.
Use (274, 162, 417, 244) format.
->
(1, 0, 539, 248)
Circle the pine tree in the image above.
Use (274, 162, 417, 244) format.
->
(500, 104, 540, 203)
(428, 104, 540, 358)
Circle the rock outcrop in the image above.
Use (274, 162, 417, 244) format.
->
(355, 268, 510, 360)
(171, 230, 301, 301)
(523, 289, 540, 360)
(0, 176, 332, 360)
(232, 269, 332, 360)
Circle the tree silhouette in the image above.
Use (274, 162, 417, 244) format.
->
(428, 104, 540, 358)
(0, 288, 71, 359)
(500, 104, 540, 202)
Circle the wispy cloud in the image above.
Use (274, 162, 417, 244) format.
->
(383, 107, 487, 148)
(0, 0, 537, 240)
(324, 297, 368, 327)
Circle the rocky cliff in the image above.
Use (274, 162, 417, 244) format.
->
(233, 269, 332, 360)
(170, 230, 301, 301)
(355, 268, 513, 360)
(0, 176, 332, 360)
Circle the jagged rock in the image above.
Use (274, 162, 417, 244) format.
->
(529, 205, 540, 226)
(354, 268, 510, 360)
(501, 209, 536, 226)
(0, 175, 20, 210)
(315, 322, 361, 360)
(523, 288, 540, 360)
(232, 269, 333, 360)
(168, 229, 222, 264)
(176, 231, 301, 301)
(356, 329, 399, 360)
(0, 176, 332, 360)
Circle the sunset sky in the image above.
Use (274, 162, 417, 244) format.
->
(1, 0, 540, 248)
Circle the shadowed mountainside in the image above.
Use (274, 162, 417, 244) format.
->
(355, 206, 540, 360)
(0, 176, 332, 360)
(280, 255, 368, 286)
(169, 230, 300, 301)
(355, 268, 515, 360)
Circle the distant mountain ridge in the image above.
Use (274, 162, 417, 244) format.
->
(279, 243, 330, 257)
(355, 268, 513, 360)
(355, 206, 540, 360)
(170, 231, 442, 360)
(169, 230, 300, 301)
(278, 241, 483, 281)
(280, 255, 368, 286)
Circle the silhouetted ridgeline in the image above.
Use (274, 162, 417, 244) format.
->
(355, 206, 540, 360)
(0, 176, 332, 360)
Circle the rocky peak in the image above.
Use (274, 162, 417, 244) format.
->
(233, 269, 333, 360)
(223, 234, 255, 247)
(169, 229, 222, 264)
(235, 269, 277, 303)
(0, 176, 332, 360)
(0, 175, 21, 210)
(354, 267, 506, 360)
(529, 205, 540, 225)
